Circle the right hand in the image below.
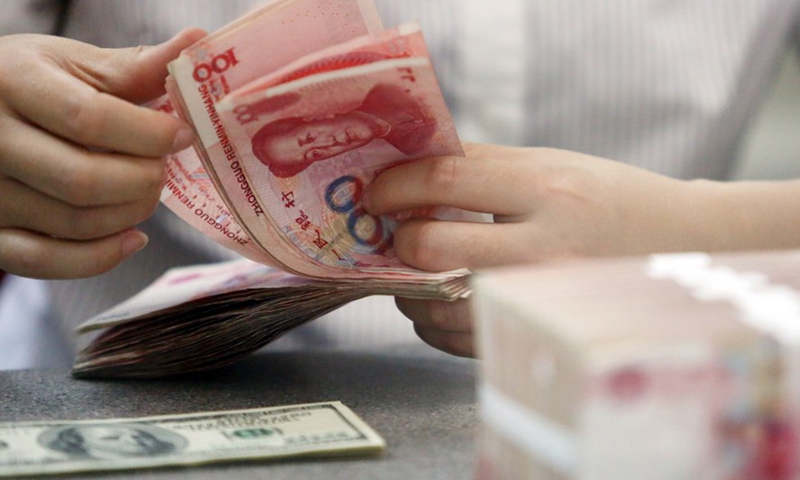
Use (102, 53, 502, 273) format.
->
(364, 143, 800, 357)
(0, 29, 206, 278)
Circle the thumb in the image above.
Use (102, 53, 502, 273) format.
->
(87, 27, 208, 104)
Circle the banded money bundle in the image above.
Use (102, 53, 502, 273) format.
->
(472, 251, 800, 480)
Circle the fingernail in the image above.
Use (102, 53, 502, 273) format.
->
(171, 127, 195, 152)
(121, 231, 149, 257)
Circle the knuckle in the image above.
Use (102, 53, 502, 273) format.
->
(62, 91, 107, 146)
(143, 161, 167, 191)
(56, 163, 101, 206)
(538, 162, 590, 198)
(394, 221, 443, 271)
(423, 156, 461, 193)
(15, 251, 48, 276)
(64, 202, 154, 241)
(129, 44, 147, 57)
(0, 237, 48, 277)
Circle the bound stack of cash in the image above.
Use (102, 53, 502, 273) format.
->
(472, 250, 800, 480)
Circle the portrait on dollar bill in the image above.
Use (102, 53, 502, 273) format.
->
(37, 424, 187, 460)
(251, 82, 437, 178)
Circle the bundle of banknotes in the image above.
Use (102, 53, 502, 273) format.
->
(72, 258, 468, 378)
(472, 250, 800, 480)
(73, 0, 473, 378)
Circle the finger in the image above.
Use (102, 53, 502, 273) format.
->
(395, 297, 474, 332)
(364, 144, 536, 216)
(4, 29, 205, 156)
(397, 297, 476, 357)
(0, 228, 148, 279)
(0, 118, 165, 206)
(0, 176, 159, 240)
(414, 325, 476, 358)
(81, 27, 207, 103)
(392, 219, 540, 271)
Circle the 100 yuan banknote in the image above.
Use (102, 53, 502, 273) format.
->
(0, 402, 385, 477)
(207, 24, 464, 278)
(162, 0, 385, 272)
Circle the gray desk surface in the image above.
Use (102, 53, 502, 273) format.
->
(0, 343, 478, 479)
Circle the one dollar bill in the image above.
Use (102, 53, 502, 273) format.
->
(0, 401, 385, 477)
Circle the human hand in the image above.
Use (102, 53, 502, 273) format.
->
(0, 29, 206, 279)
(363, 143, 708, 356)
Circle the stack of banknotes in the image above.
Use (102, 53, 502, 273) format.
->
(472, 250, 800, 480)
(72, 258, 468, 378)
(73, 0, 474, 378)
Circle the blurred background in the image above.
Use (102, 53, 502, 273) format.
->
(733, 51, 800, 180)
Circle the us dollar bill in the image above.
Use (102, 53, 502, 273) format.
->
(0, 401, 385, 477)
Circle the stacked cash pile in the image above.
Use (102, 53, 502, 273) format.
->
(472, 251, 800, 480)
(72, 258, 469, 378)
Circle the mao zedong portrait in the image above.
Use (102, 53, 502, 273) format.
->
(251, 83, 438, 178)
(39, 423, 186, 460)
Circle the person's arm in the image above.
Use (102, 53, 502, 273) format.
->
(362, 142, 800, 356)
(0, 29, 206, 279)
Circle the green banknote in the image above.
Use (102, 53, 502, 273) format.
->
(0, 401, 385, 477)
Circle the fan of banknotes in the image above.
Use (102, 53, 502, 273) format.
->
(72, 0, 473, 379)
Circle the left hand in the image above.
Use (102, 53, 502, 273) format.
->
(0, 29, 206, 278)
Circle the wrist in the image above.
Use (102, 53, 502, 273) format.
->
(683, 178, 800, 251)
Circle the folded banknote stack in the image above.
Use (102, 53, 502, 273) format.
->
(472, 250, 800, 480)
(72, 0, 474, 378)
